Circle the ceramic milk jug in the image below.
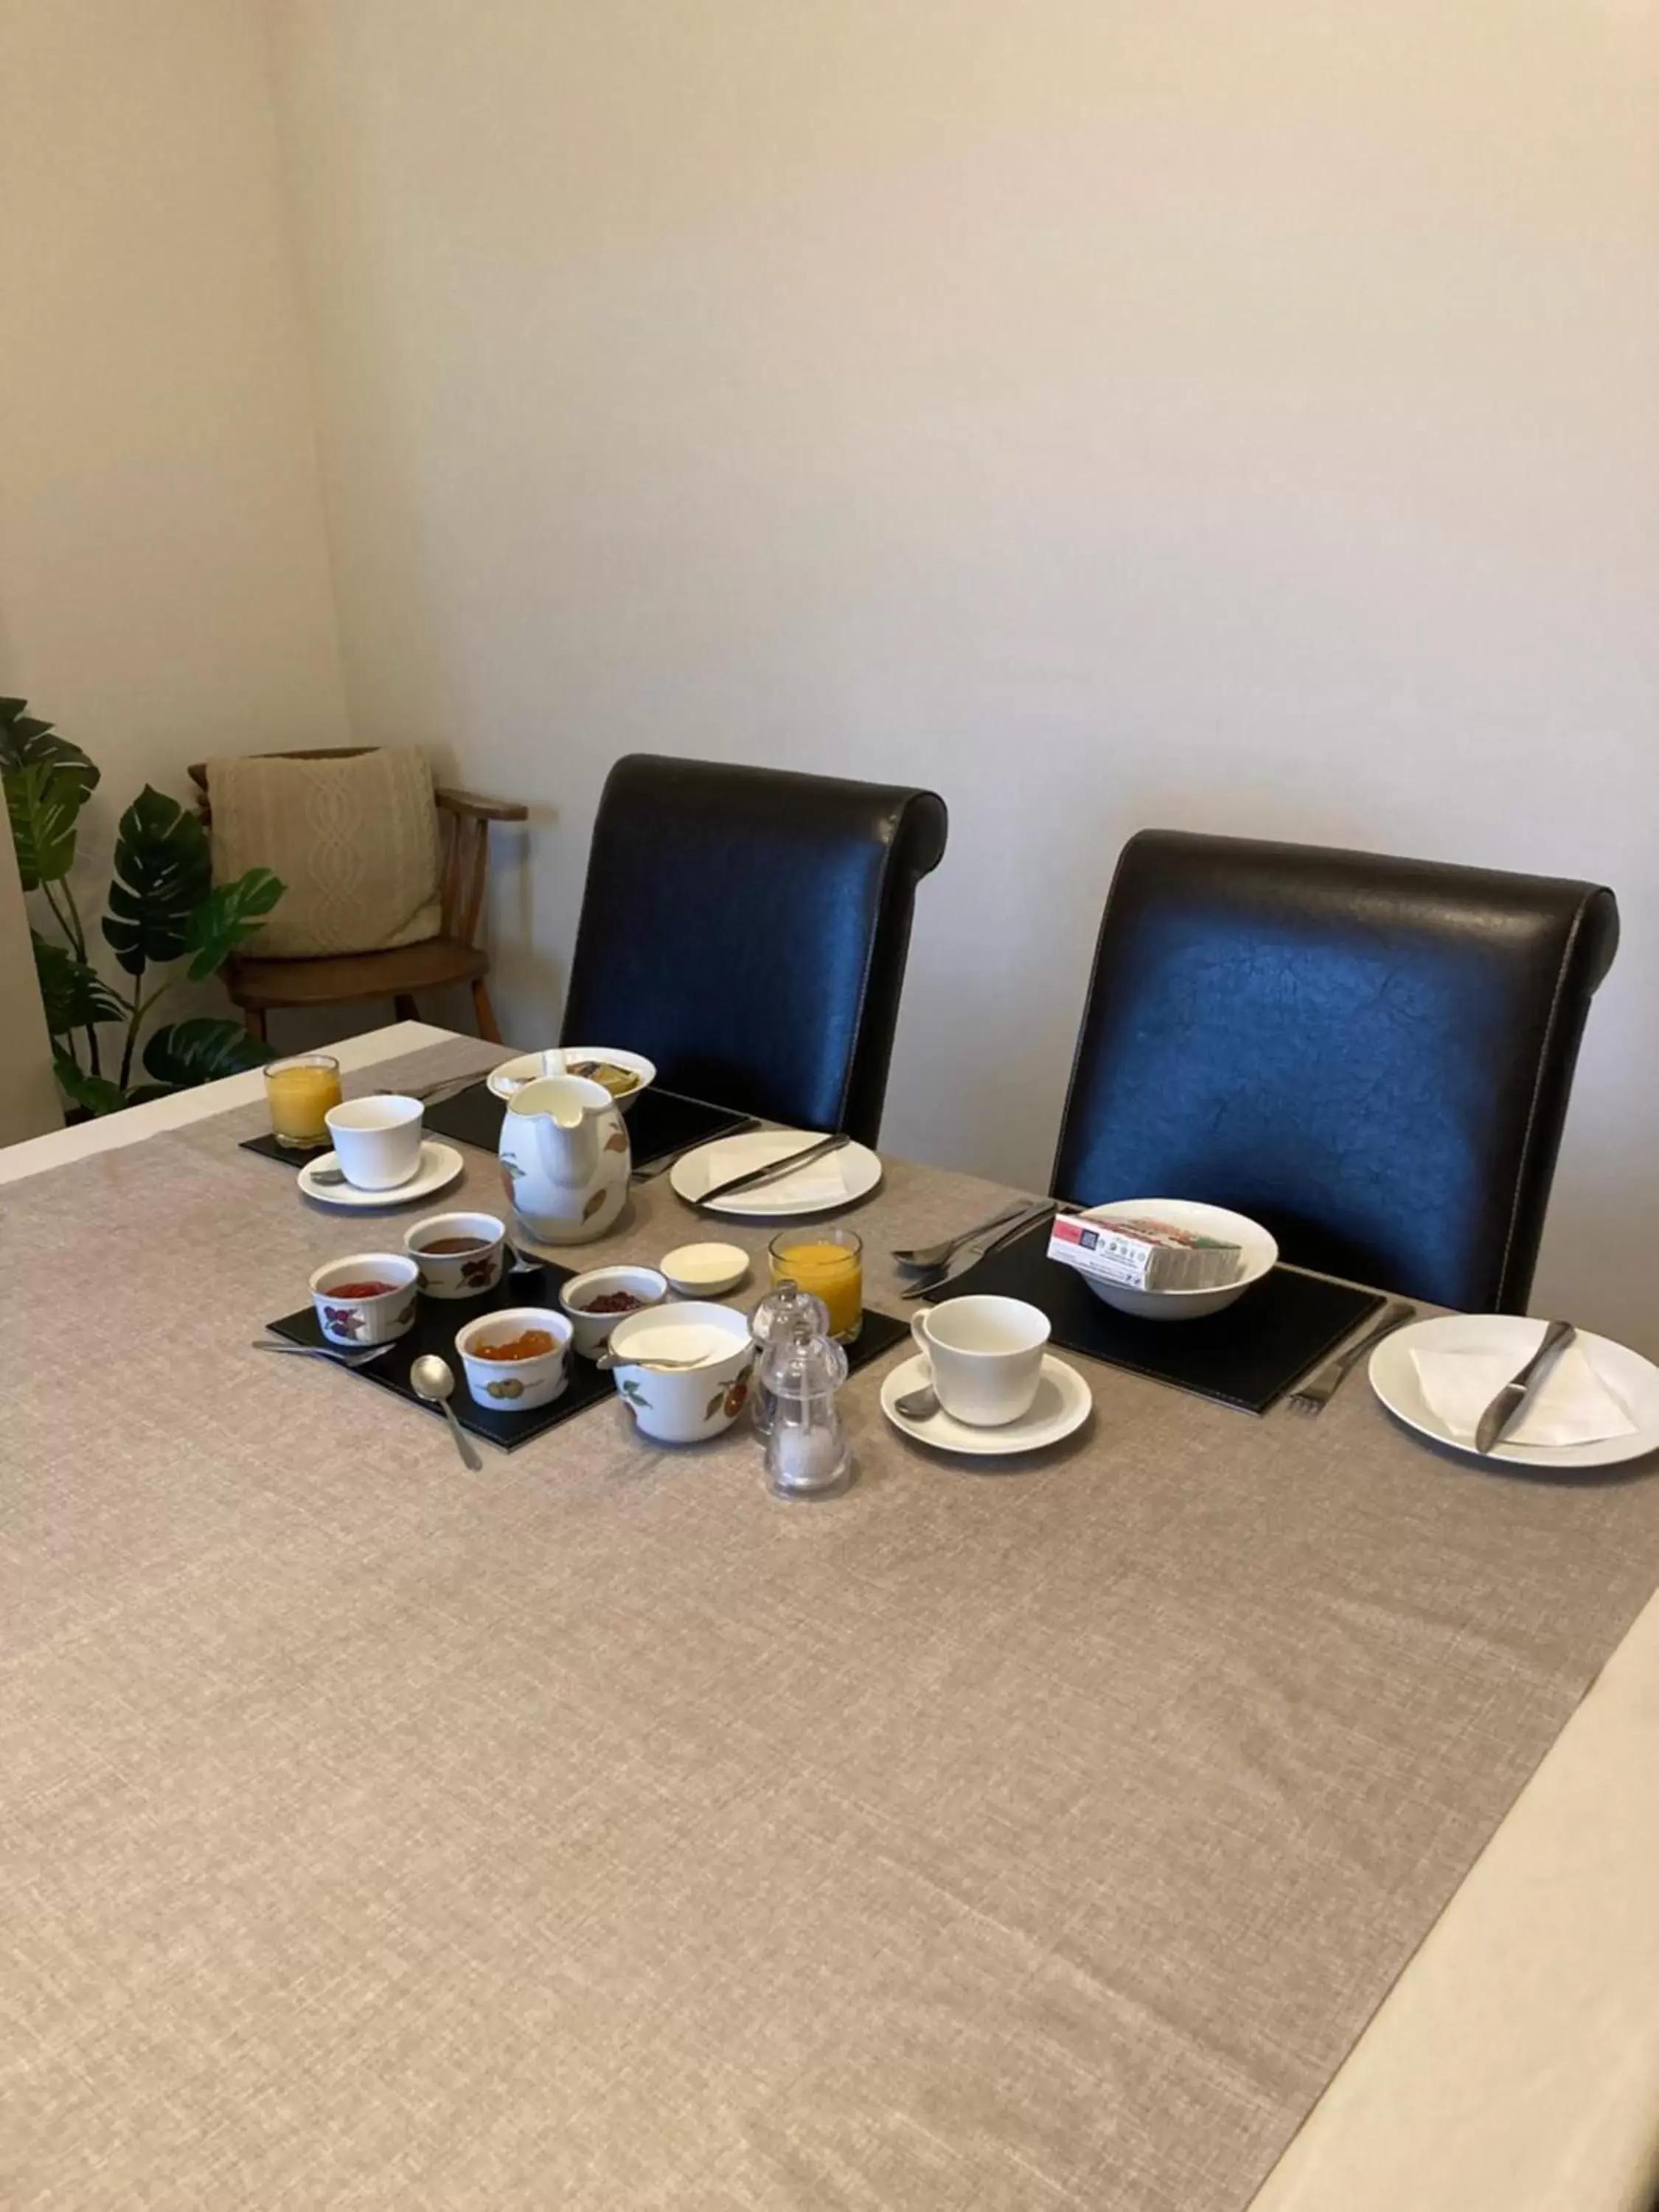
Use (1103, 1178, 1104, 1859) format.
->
(498, 1074, 630, 1244)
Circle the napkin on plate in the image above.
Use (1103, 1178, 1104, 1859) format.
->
(1410, 1340, 1636, 1449)
(698, 1135, 849, 1209)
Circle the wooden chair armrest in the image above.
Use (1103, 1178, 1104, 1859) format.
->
(436, 787, 528, 824)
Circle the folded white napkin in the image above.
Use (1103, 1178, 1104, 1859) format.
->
(1411, 1340, 1636, 1449)
(698, 1134, 849, 1208)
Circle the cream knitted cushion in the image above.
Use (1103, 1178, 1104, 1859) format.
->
(207, 749, 443, 959)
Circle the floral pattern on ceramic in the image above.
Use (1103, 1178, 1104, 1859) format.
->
(498, 1074, 630, 1247)
(307, 1253, 421, 1348)
(455, 1306, 573, 1413)
(405, 1212, 507, 1301)
(607, 1306, 756, 1444)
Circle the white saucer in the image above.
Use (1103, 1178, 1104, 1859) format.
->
(1369, 1312, 1659, 1470)
(880, 1350, 1092, 1455)
(669, 1127, 883, 1218)
(298, 1140, 465, 1210)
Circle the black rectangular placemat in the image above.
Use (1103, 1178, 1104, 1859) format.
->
(423, 1080, 752, 1172)
(268, 1262, 911, 1452)
(241, 1128, 332, 1167)
(269, 1256, 591, 1451)
(940, 1224, 1383, 1414)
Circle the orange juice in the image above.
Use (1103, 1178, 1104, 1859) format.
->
(769, 1229, 863, 1342)
(265, 1054, 342, 1147)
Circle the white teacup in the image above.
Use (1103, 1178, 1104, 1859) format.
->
(911, 1295, 1051, 1427)
(324, 1094, 424, 1191)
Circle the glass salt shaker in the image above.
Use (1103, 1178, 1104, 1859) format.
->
(748, 1281, 831, 1440)
(758, 1323, 852, 1500)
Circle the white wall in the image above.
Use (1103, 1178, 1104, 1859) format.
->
(280, 3, 1649, 1346)
(0, 829, 59, 1144)
(0, 0, 351, 1030)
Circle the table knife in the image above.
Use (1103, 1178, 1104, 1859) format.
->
(900, 1200, 1056, 1298)
(1473, 1319, 1576, 1455)
(695, 1132, 850, 1207)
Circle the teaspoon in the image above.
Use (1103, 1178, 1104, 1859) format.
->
(410, 1355, 483, 1470)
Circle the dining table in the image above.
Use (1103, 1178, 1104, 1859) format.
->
(4, 1020, 1658, 2212)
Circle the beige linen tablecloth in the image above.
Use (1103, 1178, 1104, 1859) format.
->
(5, 1037, 1659, 2211)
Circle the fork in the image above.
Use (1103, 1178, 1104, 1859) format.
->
(1286, 1300, 1415, 1416)
(892, 1197, 1040, 1272)
(900, 1202, 1058, 1299)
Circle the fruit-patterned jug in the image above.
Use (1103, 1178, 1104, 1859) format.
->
(498, 1074, 630, 1245)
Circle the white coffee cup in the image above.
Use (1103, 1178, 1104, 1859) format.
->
(324, 1094, 425, 1190)
(911, 1295, 1051, 1427)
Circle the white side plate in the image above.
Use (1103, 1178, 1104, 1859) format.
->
(669, 1128, 883, 1218)
(1369, 1312, 1659, 1470)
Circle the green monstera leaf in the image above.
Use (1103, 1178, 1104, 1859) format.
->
(0, 698, 99, 801)
(32, 933, 124, 1037)
(141, 1016, 271, 1091)
(5, 760, 86, 888)
(102, 785, 212, 975)
(184, 866, 285, 981)
(53, 1051, 127, 1118)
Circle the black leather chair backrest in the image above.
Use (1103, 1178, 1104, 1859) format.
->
(562, 755, 948, 1145)
(1053, 830, 1618, 1312)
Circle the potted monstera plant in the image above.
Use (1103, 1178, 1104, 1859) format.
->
(1, 696, 285, 1114)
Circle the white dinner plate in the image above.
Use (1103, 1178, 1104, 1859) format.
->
(1369, 1312, 1659, 1470)
(669, 1128, 883, 1218)
(880, 1350, 1092, 1456)
(298, 1140, 465, 1210)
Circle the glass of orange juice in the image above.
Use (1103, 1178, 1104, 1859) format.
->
(265, 1052, 343, 1147)
(768, 1225, 863, 1343)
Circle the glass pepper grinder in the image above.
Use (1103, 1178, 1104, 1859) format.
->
(757, 1321, 852, 1500)
(748, 1281, 831, 1441)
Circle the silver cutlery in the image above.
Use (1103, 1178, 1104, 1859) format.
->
(895, 1381, 940, 1420)
(373, 1074, 478, 1105)
(252, 1338, 392, 1368)
(1473, 1318, 1576, 1455)
(410, 1354, 484, 1470)
(892, 1198, 1040, 1273)
(694, 1132, 852, 1209)
(1287, 1299, 1416, 1416)
(307, 1164, 349, 1186)
(631, 1118, 761, 1183)
(900, 1201, 1057, 1299)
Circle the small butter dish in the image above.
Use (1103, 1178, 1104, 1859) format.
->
(660, 1241, 750, 1298)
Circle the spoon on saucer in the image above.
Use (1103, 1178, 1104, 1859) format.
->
(895, 1380, 939, 1420)
(410, 1355, 482, 1470)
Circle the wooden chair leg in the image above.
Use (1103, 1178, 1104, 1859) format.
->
(394, 992, 419, 1022)
(471, 979, 503, 1043)
(245, 1006, 268, 1045)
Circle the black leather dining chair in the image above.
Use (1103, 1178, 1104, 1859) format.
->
(1052, 831, 1618, 1312)
(561, 755, 948, 1145)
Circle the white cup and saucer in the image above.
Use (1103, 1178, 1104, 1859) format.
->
(296, 1096, 465, 1209)
(882, 1294, 1091, 1455)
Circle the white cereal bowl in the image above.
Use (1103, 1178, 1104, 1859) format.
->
(454, 1307, 573, 1411)
(404, 1211, 507, 1299)
(487, 1046, 656, 1112)
(658, 1241, 751, 1298)
(559, 1264, 669, 1358)
(309, 1253, 421, 1346)
(607, 1301, 757, 1445)
(1072, 1198, 1279, 1321)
